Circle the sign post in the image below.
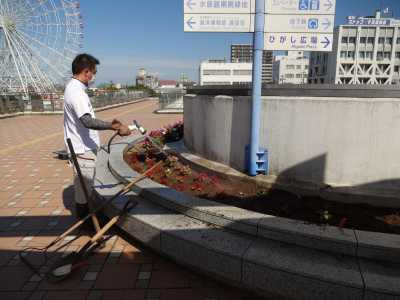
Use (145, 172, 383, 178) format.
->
(248, 0, 267, 176)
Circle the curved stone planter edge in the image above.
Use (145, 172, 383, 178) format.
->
(108, 136, 400, 264)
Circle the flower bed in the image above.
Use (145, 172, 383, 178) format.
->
(124, 123, 400, 234)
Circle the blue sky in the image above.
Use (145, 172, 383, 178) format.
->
(80, 0, 400, 85)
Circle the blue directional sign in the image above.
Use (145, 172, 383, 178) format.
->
(263, 0, 335, 51)
(184, 0, 254, 14)
(265, 15, 334, 33)
(264, 33, 333, 51)
(184, 14, 254, 32)
(266, 0, 335, 15)
(184, 0, 255, 32)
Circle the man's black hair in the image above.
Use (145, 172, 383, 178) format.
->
(72, 53, 100, 75)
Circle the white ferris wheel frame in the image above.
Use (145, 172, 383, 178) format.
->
(0, 0, 83, 96)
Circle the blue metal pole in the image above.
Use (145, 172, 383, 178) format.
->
(249, 0, 265, 176)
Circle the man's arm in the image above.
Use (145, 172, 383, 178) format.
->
(80, 113, 113, 130)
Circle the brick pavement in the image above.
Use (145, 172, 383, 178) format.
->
(0, 100, 263, 300)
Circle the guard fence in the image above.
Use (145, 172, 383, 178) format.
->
(0, 90, 149, 115)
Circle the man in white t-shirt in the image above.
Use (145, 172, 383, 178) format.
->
(64, 54, 131, 221)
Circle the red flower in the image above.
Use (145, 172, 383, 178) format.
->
(145, 158, 155, 167)
(339, 217, 348, 229)
(191, 183, 202, 191)
(210, 175, 219, 184)
(172, 183, 186, 192)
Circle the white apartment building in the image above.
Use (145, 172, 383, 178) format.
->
(199, 59, 252, 86)
(231, 44, 273, 84)
(273, 51, 309, 84)
(309, 11, 400, 85)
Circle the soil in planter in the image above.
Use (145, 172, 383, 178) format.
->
(125, 141, 400, 234)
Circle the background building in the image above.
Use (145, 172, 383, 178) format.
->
(231, 44, 273, 84)
(309, 10, 400, 85)
(159, 80, 177, 89)
(135, 68, 159, 89)
(199, 59, 252, 86)
(273, 51, 309, 84)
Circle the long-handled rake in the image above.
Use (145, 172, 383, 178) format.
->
(19, 157, 164, 280)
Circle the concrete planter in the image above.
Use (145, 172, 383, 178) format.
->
(94, 136, 400, 300)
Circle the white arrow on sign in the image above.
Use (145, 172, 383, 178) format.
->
(324, 0, 334, 11)
(264, 32, 333, 51)
(265, 0, 336, 15)
(265, 15, 335, 33)
(184, 14, 254, 32)
(184, 0, 254, 14)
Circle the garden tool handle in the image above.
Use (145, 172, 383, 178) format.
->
(90, 201, 135, 243)
(47, 218, 87, 248)
(77, 201, 136, 258)
(66, 138, 101, 233)
(91, 216, 119, 243)
(122, 161, 163, 193)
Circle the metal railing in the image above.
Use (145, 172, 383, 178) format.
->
(90, 90, 147, 109)
(0, 94, 25, 115)
(158, 88, 185, 111)
(0, 90, 149, 115)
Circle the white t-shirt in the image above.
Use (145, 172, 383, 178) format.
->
(63, 78, 100, 154)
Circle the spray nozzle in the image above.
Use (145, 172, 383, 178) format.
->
(128, 120, 147, 135)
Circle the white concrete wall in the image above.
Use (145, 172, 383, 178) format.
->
(184, 94, 400, 192)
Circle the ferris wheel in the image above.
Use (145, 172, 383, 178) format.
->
(0, 0, 83, 96)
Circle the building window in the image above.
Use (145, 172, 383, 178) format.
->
(378, 37, 385, 44)
(377, 52, 383, 61)
(366, 51, 373, 59)
(233, 70, 252, 75)
(386, 37, 393, 44)
(296, 74, 303, 78)
(360, 37, 367, 43)
(286, 65, 295, 70)
(395, 52, 400, 59)
(359, 51, 365, 59)
(341, 36, 348, 43)
(203, 70, 231, 75)
(296, 65, 301, 70)
(349, 37, 356, 44)
(394, 66, 400, 73)
(397, 38, 400, 44)
(286, 74, 294, 78)
(340, 51, 346, 58)
(367, 37, 375, 44)
(347, 51, 355, 59)
(203, 82, 231, 85)
(384, 52, 391, 60)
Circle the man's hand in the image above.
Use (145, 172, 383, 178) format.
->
(111, 119, 122, 130)
(118, 124, 131, 136)
(111, 119, 131, 136)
